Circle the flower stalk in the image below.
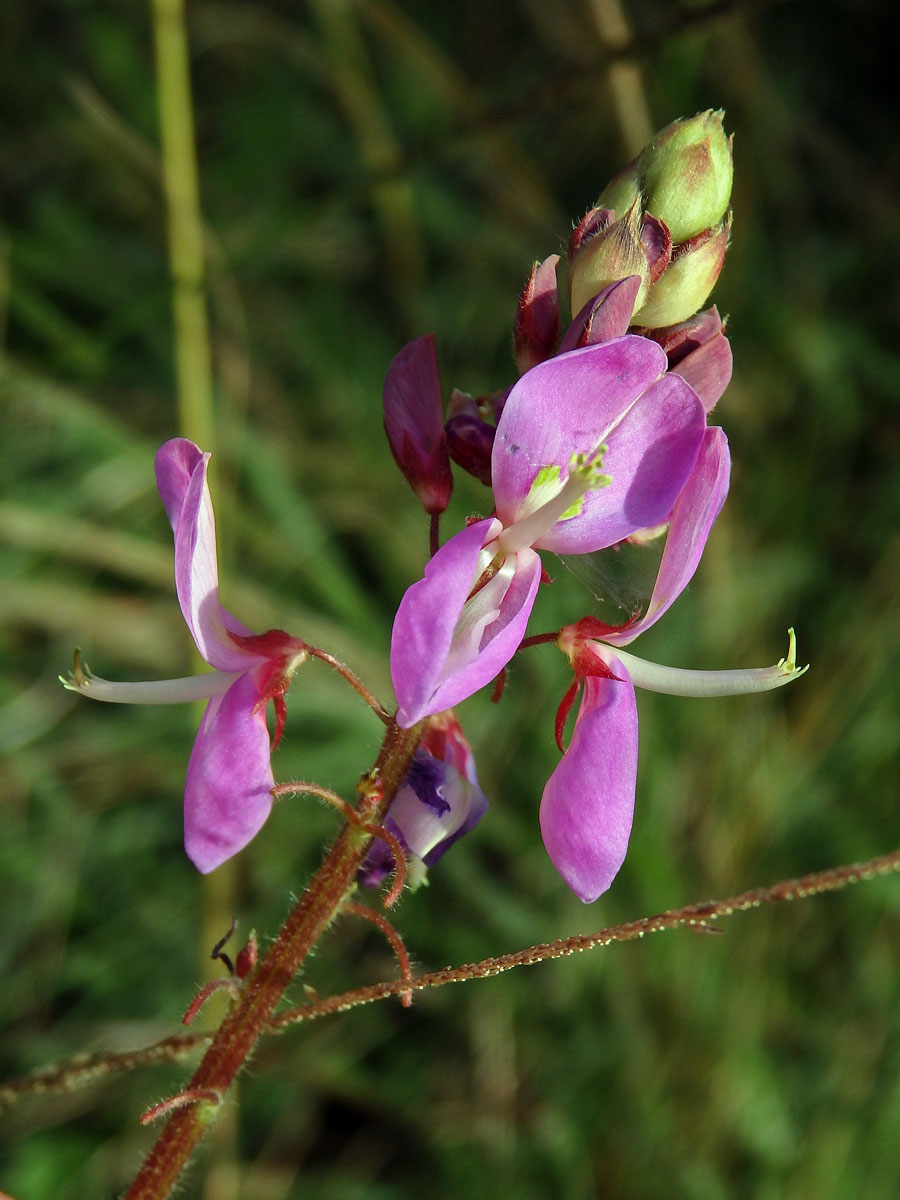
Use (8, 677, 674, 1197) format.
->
(123, 716, 424, 1200)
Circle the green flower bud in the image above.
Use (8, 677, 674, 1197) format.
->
(632, 217, 731, 328)
(569, 200, 651, 320)
(639, 110, 733, 243)
(596, 162, 641, 218)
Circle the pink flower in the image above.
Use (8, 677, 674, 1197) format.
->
(390, 336, 708, 727)
(542, 429, 807, 902)
(63, 439, 308, 873)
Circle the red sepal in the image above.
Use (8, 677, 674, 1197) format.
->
(568, 615, 638, 642)
(569, 643, 625, 681)
(235, 932, 258, 980)
(227, 629, 308, 747)
(555, 677, 582, 752)
(228, 628, 308, 660)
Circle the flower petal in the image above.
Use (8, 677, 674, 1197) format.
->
(558, 275, 642, 353)
(391, 519, 541, 726)
(155, 437, 203, 531)
(155, 439, 255, 671)
(388, 753, 488, 864)
(671, 330, 732, 413)
(540, 666, 638, 903)
(183, 669, 275, 873)
(605, 426, 731, 644)
(492, 338, 705, 554)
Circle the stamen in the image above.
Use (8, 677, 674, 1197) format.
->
(496, 446, 611, 555)
(60, 654, 241, 705)
(607, 629, 808, 697)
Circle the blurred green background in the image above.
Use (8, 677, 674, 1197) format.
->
(2, 1, 898, 1197)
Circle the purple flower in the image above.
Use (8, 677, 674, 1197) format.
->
(542, 429, 807, 902)
(63, 439, 308, 873)
(390, 336, 708, 727)
(359, 712, 488, 888)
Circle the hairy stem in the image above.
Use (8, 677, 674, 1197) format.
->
(123, 717, 424, 1200)
(270, 846, 900, 1024)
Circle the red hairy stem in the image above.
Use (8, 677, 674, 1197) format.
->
(124, 717, 424, 1200)
(304, 645, 391, 723)
(518, 631, 561, 649)
(341, 900, 414, 1007)
(269, 847, 900, 1026)
(271, 781, 409, 905)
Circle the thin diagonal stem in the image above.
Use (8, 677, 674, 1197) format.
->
(305, 645, 391, 721)
(270, 847, 900, 1025)
(123, 717, 425, 1200)
(7, 846, 899, 1113)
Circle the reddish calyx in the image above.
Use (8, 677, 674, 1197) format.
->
(228, 629, 309, 749)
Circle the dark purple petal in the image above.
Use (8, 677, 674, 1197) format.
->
(383, 334, 453, 514)
(183, 669, 274, 873)
(558, 276, 642, 353)
(391, 752, 487, 864)
(540, 667, 638, 903)
(606, 426, 731, 645)
(445, 411, 495, 486)
(359, 737, 489, 886)
(406, 751, 452, 817)
(391, 519, 542, 726)
(357, 826, 400, 888)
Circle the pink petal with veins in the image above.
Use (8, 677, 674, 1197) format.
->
(540, 666, 638, 903)
(606, 426, 731, 646)
(155, 439, 255, 672)
(184, 668, 275, 873)
(492, 338, 705, 554)
(391, 519, 541, 726)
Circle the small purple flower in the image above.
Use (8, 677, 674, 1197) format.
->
(63, 439, 308, 873)
(359, 712, 488, 888)
(542, 429, 807, 902)
(390, 335, 707, 727)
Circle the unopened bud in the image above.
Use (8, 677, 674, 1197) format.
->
(569, 200, 653, 320)
(631, 217, 730, 328)
(597, 162, 641, 218)
(383, 335, 453, 514)
(639, 110, 733, 243)
(514, 255, 560, 373)
(445, 414, 495, 487)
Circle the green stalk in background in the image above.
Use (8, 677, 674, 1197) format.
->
(152, 0, 214, 454)
(151, 2, 236, 1194)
